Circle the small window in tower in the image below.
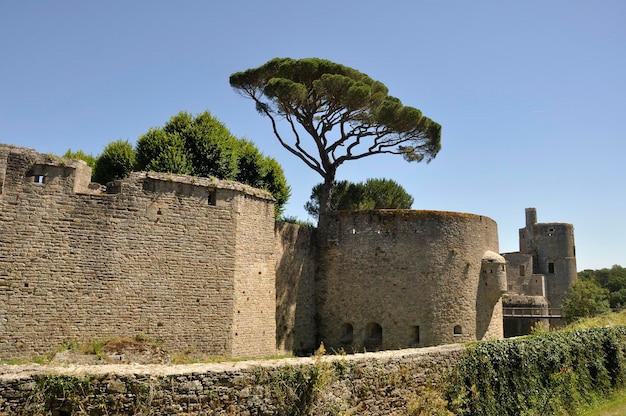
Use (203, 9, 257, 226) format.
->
(207, 191, 216, 206)
(548, 262, 555, 274)
(34, 175, 45, 184)
(519, 265, 526, 277)
(454, 325, 463, 335)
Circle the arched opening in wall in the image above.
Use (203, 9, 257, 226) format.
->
(410, 325, 420, 346)
(339, 323, 353, 345)
(364, 322, 382, 350)
(453, 325, 463, 336)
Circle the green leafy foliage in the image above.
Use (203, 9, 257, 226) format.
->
(447, 327, 626, 416)
(230, 57, 440, 217)
(579, 265, 626, 309)
(135, 111, 291, 217)
(92, 139, 135, 184)
(562, 279, 611, 324)
(62, 149, 96, 169)
(304, 178, 414, 219)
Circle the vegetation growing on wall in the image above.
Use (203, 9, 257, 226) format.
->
(62, 149, 96, 169)
(7, 326, 626, 414)
(21, 374, 155, 415)
(446, 326, 626, 415)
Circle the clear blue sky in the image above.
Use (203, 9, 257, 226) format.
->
(1, 1, 624, 270)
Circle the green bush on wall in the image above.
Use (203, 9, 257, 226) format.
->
(446, 326, 626, 416)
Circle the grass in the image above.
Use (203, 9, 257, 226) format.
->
(0, 336, 296, 366)
(565, 310, 626, 330)
(563, 311, 626, 415)
(578, 388, 626, 416)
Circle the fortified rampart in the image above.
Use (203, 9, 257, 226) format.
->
(1, 144, 510, 360)
(0, 145, 276, 359)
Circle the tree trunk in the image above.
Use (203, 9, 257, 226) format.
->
(316, 173, 335, 249)
(317, 175, 334, 218)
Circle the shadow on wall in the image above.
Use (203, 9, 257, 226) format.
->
(275, 222, 318, 355)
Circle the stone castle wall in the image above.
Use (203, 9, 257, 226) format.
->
(0, 145, 276, 359)
(0, 344, 465, 415)
(315, 210, 504, 352)
(0, 143, 507, 360)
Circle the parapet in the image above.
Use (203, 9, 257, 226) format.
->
(0, 144, 92, 195)
(107, 171, 275, 209)
(0, 144, 275, 206)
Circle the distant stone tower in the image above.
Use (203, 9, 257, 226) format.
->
(519, 208, 577, 307)
(502, 208, 577, 336)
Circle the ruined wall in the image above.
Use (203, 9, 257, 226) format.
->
(0, 145, 276, 359)
(503, 252, 545, 296)
(316, 210, 503, 352)
(512, 208, 577, 309)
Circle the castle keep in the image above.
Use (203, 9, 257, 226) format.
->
(502, 208, 577, 335)
(0, 144, 574, 359)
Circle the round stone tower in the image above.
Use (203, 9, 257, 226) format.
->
(315, 210, 505, 351)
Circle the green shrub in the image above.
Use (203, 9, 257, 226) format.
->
(447, 327, 626, 415)
(93, 139, 136, 184)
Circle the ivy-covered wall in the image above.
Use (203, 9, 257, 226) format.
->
(447, 326, 626, 415)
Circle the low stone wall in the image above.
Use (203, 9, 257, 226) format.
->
(0, 344, 464, 415)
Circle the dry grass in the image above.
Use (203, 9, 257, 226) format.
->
(565, 310, 626, 331)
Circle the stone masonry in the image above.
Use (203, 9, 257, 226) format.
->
(502, 208, 577, 336)
(315, 210, 506, 352)
(0, 143, 510, 360)
(0, 144, 276, 359)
